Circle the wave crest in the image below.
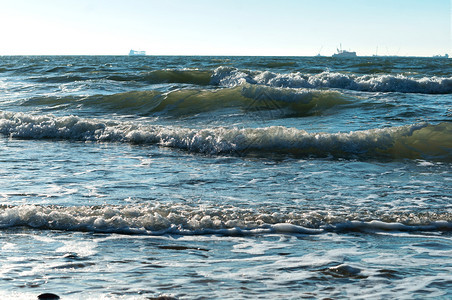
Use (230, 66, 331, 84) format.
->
(0, 111, 450, 161)
(212, 67, 452, 94)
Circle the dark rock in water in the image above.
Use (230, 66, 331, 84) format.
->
(38, 293, 60, 300)
(63, 252, 79, 259)
(322, 264, 367, 279)
(148, 296, 178, 300)
(329, 264, 361, 275)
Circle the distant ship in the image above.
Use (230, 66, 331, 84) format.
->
(433, 54, 449, 58)
(129, 50, 146, 56)
(332, 44, 357, 58)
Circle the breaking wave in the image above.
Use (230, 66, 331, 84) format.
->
(23, 67, 452, 94)
(0, 111, 450, 161)
(0, 204, 450, 235)
(103, 67, 452, 94)
(212, 67, 452, 94)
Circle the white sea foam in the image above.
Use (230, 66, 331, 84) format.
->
(212, 66, 452, 94)
(2, 111, 448, 160)
(0, 204, 450, 235)
(211, 66, 256, 87)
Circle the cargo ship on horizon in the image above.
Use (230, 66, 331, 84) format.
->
(332, 44, 357, 58)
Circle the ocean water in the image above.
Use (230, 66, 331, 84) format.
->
(0, 55, 451, 299)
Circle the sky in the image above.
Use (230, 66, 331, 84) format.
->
(0, 0, 450, 56)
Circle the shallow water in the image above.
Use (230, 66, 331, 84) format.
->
(0, 55, 451, 299)
(2, 230, 452, 299)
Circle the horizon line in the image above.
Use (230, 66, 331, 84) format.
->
(0, 53, 450, 58)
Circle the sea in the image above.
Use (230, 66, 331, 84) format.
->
(0, 55, 451, 299)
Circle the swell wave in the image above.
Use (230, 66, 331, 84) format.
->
(21, 85, 351, 117)
(0, 204, 450, 235)
(143, 69, 212, 85)
(30, 75, 89, 83)
(0, 111, 450, 161)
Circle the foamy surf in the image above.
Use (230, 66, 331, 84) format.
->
(0, 111, 450, 160)
(32, 66, 451, 94)
(1, 204, 451, 235)
(108, 67, 452, 94)
(211, 66, 452, 94)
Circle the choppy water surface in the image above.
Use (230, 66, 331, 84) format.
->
(0, 56, 451, 299)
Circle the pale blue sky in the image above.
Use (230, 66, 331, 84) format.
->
(0, 0, 450, 56)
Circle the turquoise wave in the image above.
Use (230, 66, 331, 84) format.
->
(21, 85, 352, 117)
(1, 111, 450, 161)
